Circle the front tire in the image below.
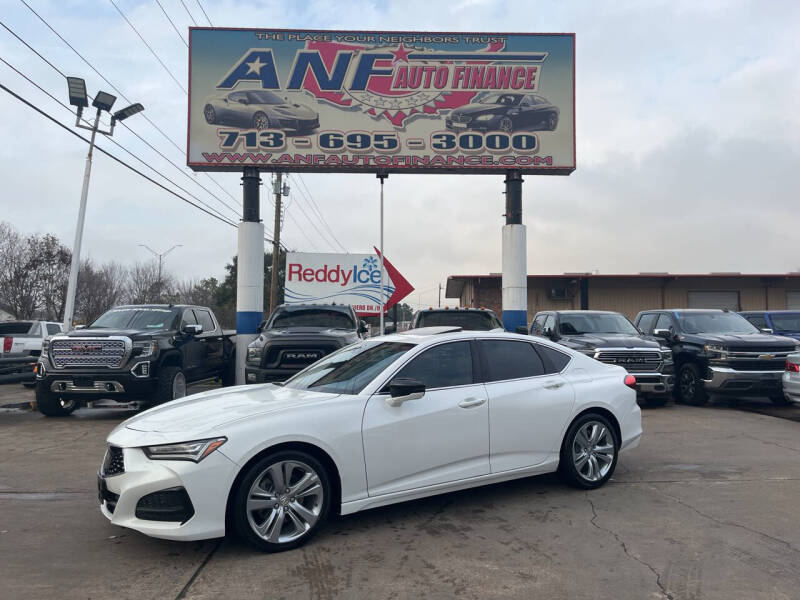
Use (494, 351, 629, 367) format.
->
(232, 450, 331, 552)
(36, 381, 78, 417)
(677, 363, 708, 406)
(559, 413, 619, 489)
(499, 117, 513, 133)
(253, 112, 270, 130)
(204, 104, 216, 124)
(153, 366, 186, 405)
(546, 113, 558, 131)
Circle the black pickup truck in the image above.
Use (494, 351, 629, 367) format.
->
(410, 307, 504, 331)
(530, 310, 675, 404)
(35, 304, 235, 416)
(245, 303, 366, 384)
(635, 309, 800, 405)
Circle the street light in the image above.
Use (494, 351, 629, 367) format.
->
(62, 76, 144, 331)
(139, 244, 182, 302)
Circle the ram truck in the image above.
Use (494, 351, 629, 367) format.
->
(35, 305, 235, 416)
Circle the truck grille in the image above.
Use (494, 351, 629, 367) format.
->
(50, 338, 127, 369)
(265, 343, 341, 369)
(595, 350, 661, 372)
(102, 446, 125, 476)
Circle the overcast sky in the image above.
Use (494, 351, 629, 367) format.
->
(1, 0, 799, 309)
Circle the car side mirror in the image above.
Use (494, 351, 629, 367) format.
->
(358, 320, 368, 334)
(653, 328, 671, 340)
(760, 328, 774, 334)
(515, 325, 528, 335)
(74, 324, 86, 330)
(386, 378, 425, 407)
(182, 323, 203, 336)
(544, 327, 558, 340)
(256, 321, 266, 334)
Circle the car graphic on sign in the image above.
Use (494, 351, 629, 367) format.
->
(203, 90, 320, 132)
(446, 92, 559, 133)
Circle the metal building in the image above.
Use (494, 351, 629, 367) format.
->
(445, 273, 800, 322)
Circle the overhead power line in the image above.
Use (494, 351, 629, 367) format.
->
(291, 174, 349, 252)
(195, 0, 213, 26)
(6, 7, 240, 219)
(154, 0, 188, 48)
(179, 0, 198, 25)
(15, 0, 240, 213)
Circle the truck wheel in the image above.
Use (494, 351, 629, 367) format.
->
(154, 366, 186, 405)
(677, 363, 708, 406)
(36, 382, 78, 417)
(221, 357, 236, 387)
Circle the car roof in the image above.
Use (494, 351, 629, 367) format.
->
(275, 303, 353, 313)
(377, 329, 546, 346)
(742, 310, 800, 314)
(416, 307, 496, 313)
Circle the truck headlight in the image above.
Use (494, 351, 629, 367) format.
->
(704, 344, 728, 360)
(247, 346, 263, 364)
(41, 338, 50, 358)
(142, 437, 227, 463)
(660, 348, 673, 361)
(133, 340, 158, 358)
(474, 114, 493, 121)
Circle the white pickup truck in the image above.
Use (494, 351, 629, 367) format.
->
(1, 321, 63, 386)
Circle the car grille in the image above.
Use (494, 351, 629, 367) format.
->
(264, 343, 341, 369)
(50, 338, 127, 369)
(595, 350, 662, 372)
(102, 446, 125, 476)
(729, 359, 786, 371)
(449, 113, 472, 123)
(727, 345, 794, 353)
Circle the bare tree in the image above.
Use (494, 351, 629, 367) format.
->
(127, 261, 174, 304)
(0, 222, 38, 318)
(28, 233, 71, 321)
(76, 260, 129, 324)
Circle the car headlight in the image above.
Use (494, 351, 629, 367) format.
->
(142, 437, 227, 463)
(579, 348, 597, 357)
(704, 344, 728, 359)
(133, 340, 158, 358)
(41, 338, 50, 358)
(247, 346, 263, 364)
(474, 114, 494, 121)
(660, 347, 673, 361)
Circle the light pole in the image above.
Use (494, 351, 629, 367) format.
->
(62, 76, 144, 330)
(138, 244, 182, 302)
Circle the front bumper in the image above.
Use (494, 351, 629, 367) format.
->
(782, 371, 800, 402)
(702, 367, 784, 395)
(445, 118, 491, 132)
(631, 372, 674, 397)
(38, 362, 157, 401)
(244, 365, 301, 384)
(98, 444, 237, 541)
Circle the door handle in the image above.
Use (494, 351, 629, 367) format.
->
(543, 381, 564, 390)
(458, 397, 487, 408)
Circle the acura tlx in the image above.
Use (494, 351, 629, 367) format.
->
(97, 328, 642, 552)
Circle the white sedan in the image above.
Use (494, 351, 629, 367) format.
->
(98, 327, 642, 552)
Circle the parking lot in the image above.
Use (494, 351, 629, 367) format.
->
(0, 387, 798, 600)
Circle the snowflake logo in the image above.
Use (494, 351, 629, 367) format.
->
(363, 256, 379, 272)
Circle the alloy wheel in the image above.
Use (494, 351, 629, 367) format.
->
(548, 116, 557, 130)
(246, 460, 324, 544)
(680, 368, 696, 398)
(253, 113, 270, 130)
(172, 372, 186, 400)
(204, 105, 216, 124)
(571, 421, 615, 482)
(499, 117, 513, 133)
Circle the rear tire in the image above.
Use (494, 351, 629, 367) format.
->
(153, 366, 186, 405)
(232, 450, 331, 552)
(558, 413, 619, 490)
(677, 363, 708, 406)
(35, 382, 78, 417)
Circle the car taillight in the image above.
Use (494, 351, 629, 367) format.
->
(624, 374, 637, 389)
(3, 338, 12, 353)
(786, 361, 800, 373)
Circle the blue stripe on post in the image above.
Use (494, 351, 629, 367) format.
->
(502, 309, 528, 333)
(236, 311, 262, 334)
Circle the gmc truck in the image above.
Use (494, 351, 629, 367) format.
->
(531, 310, 675, 404)
(245, 303, 366, 383)
(35, 304, 235, 416)
(635, 309, 800, 405)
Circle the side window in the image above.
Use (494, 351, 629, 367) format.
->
(194, 310, 216, 333)
(535, 344, 571, 374)
(531, 314, 547, 335)
(393, 341, 473, 389)
(655, 313, 674, 331)
(637, 313, 657, 335)
(181, 310, 198, 328)
(479, 340, 545, 382)
(745, 315, 768, 329)
(46, 323, 61, 335)
(543, 314, 556, 334)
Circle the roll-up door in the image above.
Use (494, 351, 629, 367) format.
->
(787, 291, 800, 310)
(687, 291, 740, 310)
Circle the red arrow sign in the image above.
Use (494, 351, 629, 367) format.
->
(373, 246, 414, 313)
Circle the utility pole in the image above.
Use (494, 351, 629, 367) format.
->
(138, 244, 182, 302)
(377, 170, 388, 335)
(502, 169, 527, 332)
(269, 172, 288, 315)
(438, 283, 442, 308)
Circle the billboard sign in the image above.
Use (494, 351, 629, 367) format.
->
(284, 249, 414, 316)
(188, 29, 575, 174)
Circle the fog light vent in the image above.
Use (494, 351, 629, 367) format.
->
(135, 487, 195, 523)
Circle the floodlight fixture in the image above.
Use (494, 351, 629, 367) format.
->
(112, 103, 145, 123)
(92, 90, 117, 112)
(66, 76, 88, 108)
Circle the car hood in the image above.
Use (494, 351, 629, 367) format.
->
(559, 333, 660, 350)
(263, 327, 355, 338)
(451, 103, 504, 117)
(269, 103, 316, 118)
(681, 332, 798, 346)
(117, 384, 338, 436)
(58, 328, 168, 340)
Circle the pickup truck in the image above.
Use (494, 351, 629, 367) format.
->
(245, 303, 366, 383)
(740, 310, 800, 341)
(530, 310, 675, 404)
(410, 307, 504, 331)
(0, 320, 64, 386)
(35, 304, 235, 416)
(635, 309, 800, 405)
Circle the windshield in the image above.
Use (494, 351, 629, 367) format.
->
(0, 322, 38, 336)
(478, 93, 521, 106)
(416, 311, 501, 331)
(559, 313, 640, 335)
(89, 308, 179, 330)
(270, 309, 355, 330)
(769, 313, 800, 331)
(284, 341, 414, 395)
(676, 312, 758, 334)
(246, 91, 283, 105)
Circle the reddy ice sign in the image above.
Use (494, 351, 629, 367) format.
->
(188, 29, 575, 174)
(284, 250, 414, 315)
